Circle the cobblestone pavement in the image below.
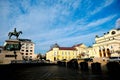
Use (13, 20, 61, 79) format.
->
(0, 65, 118, 80)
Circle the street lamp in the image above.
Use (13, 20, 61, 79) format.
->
(13, 42, 22, 60)
(14, 49, 17, 60)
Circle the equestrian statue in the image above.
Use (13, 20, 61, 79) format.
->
(8, 28, 22, 39)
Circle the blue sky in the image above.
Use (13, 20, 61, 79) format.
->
(0, 0, 120, 54)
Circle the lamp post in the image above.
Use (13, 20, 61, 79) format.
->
(14, 49, 17, 60)
(13, 42, 21, 60)
(12, 45, 17, 60)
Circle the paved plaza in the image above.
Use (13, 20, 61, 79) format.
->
(0, 64, 119, 80)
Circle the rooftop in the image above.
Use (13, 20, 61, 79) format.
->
(59, 47, 76, 50)
(19, 39, 31, 42)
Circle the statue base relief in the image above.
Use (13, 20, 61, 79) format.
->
(4, 39, 21, 51)
(0, 39, 23, 64)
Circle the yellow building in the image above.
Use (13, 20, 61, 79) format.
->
(88, 28, 120, 61)
(46, 28, 120, 62)
(46, 43, 88, 62)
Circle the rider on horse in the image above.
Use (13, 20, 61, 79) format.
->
(8, 28, 22, 39)
(14, 28, 17, 33)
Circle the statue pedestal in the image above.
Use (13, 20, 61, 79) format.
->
(0, 39, 23, 64)
(4, 39, 21, 51)
(5, 39, 20, 45)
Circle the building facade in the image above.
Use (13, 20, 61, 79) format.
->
(0, 39, 37, 64)
(46, 28, 120, 62)
(46, 43, 88, 62)
(19, 39, 36, 60)
(88, 28, 120, 60)
(0, 28, 37, 64)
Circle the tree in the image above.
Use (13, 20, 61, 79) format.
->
(37, 53, 42, 60)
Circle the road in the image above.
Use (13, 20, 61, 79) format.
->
(0, 65, 118, 80)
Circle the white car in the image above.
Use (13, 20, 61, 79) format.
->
(108, 57, 120, 62)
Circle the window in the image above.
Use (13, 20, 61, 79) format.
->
(54, 51, 57, 56)
(30, 50, 33, 52)
(21, 53, 24, 55)
(26, 44, 29, 47)
(65, 52, 67, 55)
(26, 53, 28, 55)
(22, 43, 24, 45)
(25, 56, 28, 59)
(67, 52, 70, 55)
(111, 31, 116, 35)
(22, 46, 25, 48)
(30, 47, 33, 49)
(5, 55, 15, 57)
(21, 50, 24, 51)
(62, 52, 64, 55)
(30, 53, 32, 55)
(26, 47, 29, 49)
(26, 50, 29, 52)
(30, 56, 32, 58)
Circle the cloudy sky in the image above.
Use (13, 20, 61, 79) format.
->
(0, 0, 120, 54)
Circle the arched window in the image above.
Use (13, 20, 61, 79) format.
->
(103, 49, 106, 57)
(107, 48, 111, 57)
(99, 50, 102, 57)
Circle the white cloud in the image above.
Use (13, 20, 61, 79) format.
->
(36, 29, 107, 53)
(24, 14, 117, 47)
(33, 14, 117, 53)
(115, 18, 120, 28)
(90, 0, 114, 15)
(86, 14, 117, 28)
(7, 0, 83, 40)
(0, 0, 118, 53)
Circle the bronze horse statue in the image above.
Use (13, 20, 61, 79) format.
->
(8, 28, 22, 39)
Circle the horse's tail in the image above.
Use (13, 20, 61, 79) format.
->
(19, 31, 22, 34)
(8, 32, 11, 36)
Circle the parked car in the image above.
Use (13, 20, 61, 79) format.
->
(84, 58, 93, 62)
(107, 57, 120, 62)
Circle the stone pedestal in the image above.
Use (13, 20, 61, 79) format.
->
(4, 39, 21, 51)
(0, 39, 23, 64)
